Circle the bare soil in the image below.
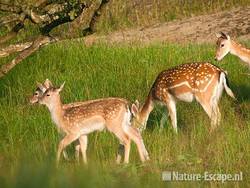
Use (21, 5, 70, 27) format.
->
(83, 6, 250, 45)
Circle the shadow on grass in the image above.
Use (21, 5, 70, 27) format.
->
(234, 84, 250, 103)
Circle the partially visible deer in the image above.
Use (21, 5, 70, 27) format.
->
(131, 62, 235, 133)
(30, 79, 87, 161)
(37, 83, 149, 164)
(215, 32, 250, 67)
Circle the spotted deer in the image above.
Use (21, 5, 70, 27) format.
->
(30, 79, 90, 161)
(215, 32, 250, 67)
(37, 83, 149, 164)
(131, 62, 235, 133)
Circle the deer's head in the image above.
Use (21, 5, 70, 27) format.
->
(131, 100, 147, 131)
(38, 82, 65, 109)
(215, 32, 231, 61)
(30, 79, 53, 104)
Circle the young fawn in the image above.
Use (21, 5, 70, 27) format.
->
(131, 62, 235, 133)
(37, 83, 149, 164)
(215, 32, 250, 66)
(30, 79, 89, 161)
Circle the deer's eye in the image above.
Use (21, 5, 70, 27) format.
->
(34, 93, 38, 96)
(46, 94, 50, 96)
(221, 44, 224, 47)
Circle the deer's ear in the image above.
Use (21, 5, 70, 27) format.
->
(131, 103, 139, 116)
(216, 32, 222, 38)
(135, 99, 140, 108)
(44, 79, 53, 88)
(57, 82, 65, 93)
(36, 82, 46, 92)
(225, 33, 230, 40)
(219, 32, 230, 40)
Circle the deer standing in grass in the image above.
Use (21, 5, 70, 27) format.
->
(131, 62, 235, 133)
(215, 32, 250, 67)
(37, 82, 149, 164)
(30, 79, 91, 161)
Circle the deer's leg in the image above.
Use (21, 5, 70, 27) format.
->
(126, 126, 149, 162)
(210, 78, 224, 131)
(124, 139, 131, 163)
(210, 99, 220, 132)
(79, 135, 88, 164)
(60, 134, 70, 161)
(160, 107, 168, 129)
(116, 144, 125, 164)
(196, 92, 220, 132)
(57, 134, 79, 165)
(162, 95, 177, 133)
(63, 150, 70, 161)
(75, 143, 80, 163)
(112, 130, 130, 163)
(196, 97, 212, 119)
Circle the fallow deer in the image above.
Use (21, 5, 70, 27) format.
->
(30, 79, 135, 164)
(215, 32, 250, 67)
(30, 79, 88, 161)
(131, 62, 235, 133)
(37, 83, 149, 164)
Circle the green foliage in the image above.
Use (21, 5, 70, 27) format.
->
(0, 41, 249, 187)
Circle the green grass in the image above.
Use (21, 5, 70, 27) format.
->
(0, 41, 249, 187)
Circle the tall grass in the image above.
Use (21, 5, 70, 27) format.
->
(0, 41, 249, 187)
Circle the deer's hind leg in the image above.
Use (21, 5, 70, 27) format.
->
(161, 94, 177, 133)
(79, 135, 88, 164)
(160, 107, 168, 129)
(195, 91, 220, 132)
(116, 144, 125, 164)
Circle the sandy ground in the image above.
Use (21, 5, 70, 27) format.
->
(83, 6, 250, 45)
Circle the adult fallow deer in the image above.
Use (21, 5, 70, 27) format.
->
(132, 62, 235, 133)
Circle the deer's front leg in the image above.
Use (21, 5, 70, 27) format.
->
(63, 150, 70, 161)
(57, 134, 79, 165)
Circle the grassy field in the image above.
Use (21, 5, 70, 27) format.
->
(0, 41, 249, 187)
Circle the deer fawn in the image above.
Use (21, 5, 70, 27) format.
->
(30, 79, 90, 161)
(215, 32, 250, 66)
(37, 82, 149, 164)
(131, 62, 235, 133)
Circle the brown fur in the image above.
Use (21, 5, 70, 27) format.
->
(133, 62, 235, 133)
(38, 86, 149, 164)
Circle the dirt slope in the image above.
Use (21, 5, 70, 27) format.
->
(84, 6, 250, 45)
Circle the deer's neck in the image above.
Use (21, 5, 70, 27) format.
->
(48, 98, 65, 130)
(230, 41, 250, 66)
(139, 93, 154, 125)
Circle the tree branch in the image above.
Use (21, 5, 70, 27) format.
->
(0, 22, 24, 44)
(0, 35, 57, 78)
(89, 0, 109, 32)
(67, 0, 110, 38)
(0, 3, 22, 13)
(0, 0, 111, 79)
(0, 14, 21, 26)
(0, 42, 32, 57)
